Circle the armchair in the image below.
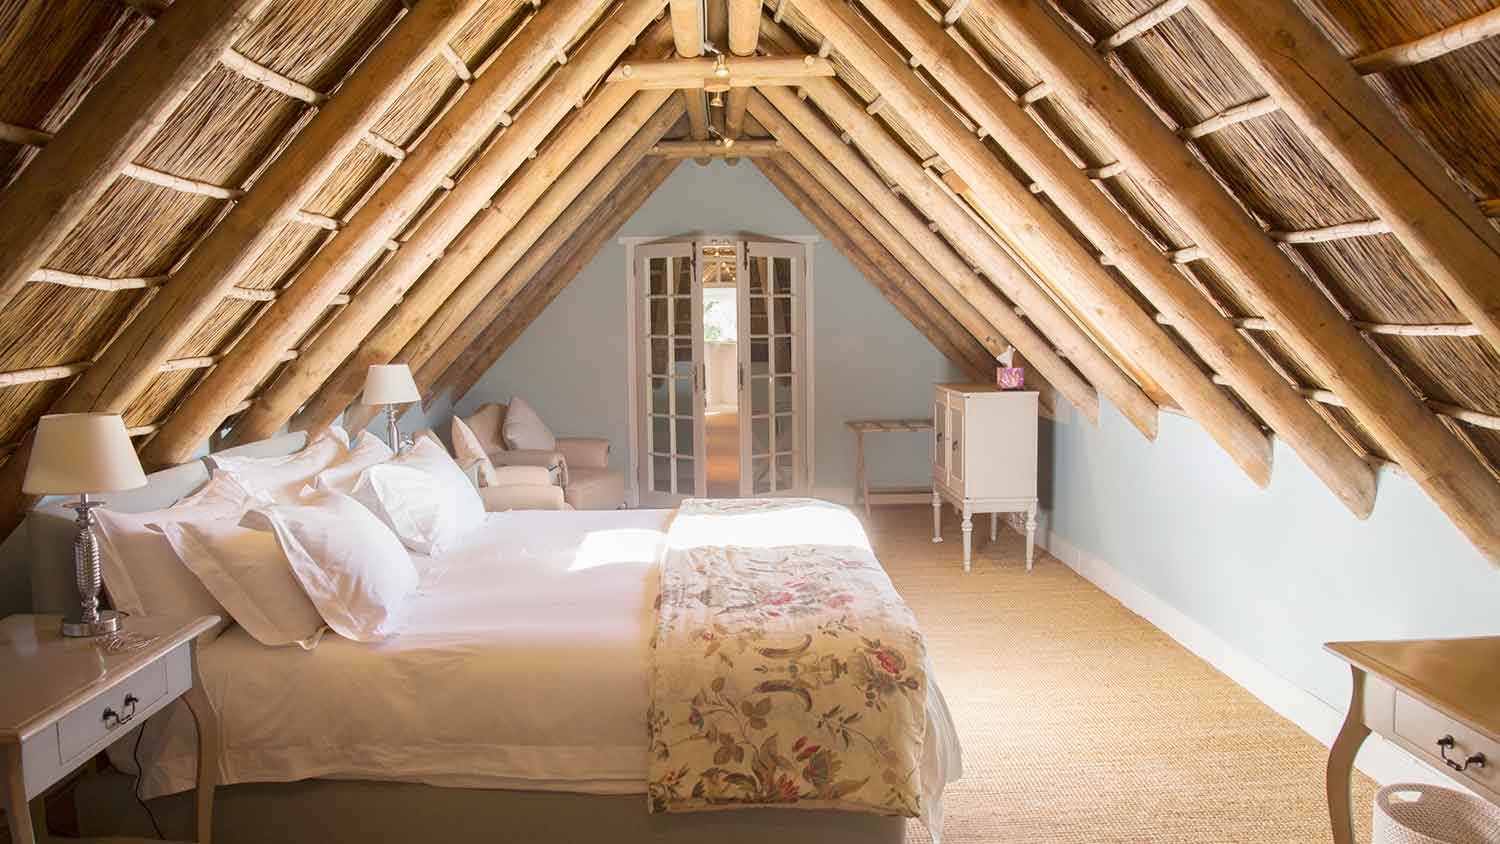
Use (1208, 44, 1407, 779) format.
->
(442, 423, 566, 511)
(455, 403, 625, 510)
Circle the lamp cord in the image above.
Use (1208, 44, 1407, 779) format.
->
(131, 722, 165, 839)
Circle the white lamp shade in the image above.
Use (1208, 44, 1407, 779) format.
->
(23, 413, 148, 495)
(362, 364, 420, 405)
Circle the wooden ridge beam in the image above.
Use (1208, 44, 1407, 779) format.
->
(762, 75, 1137, 431)
(287, 92, 682, 438)
(756, 156, 995, 381)
(136, 0, 618, 470)
(430, 159, 683, 404)
(608, 54, 834, 87)
(975, 0, 1500, 562)
(406, 144, 688, 409)
(226, 6, 673, 445)
(800, 3, 1273, 473)
(0, 0, 267, 313)
(1192, 0, 1500, 362)
(869, 0, 1373, 512)
(749, 88, 1082, 413)
(652, 139, 778, 157)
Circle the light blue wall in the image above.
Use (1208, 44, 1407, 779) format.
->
(446, 160, 964, 495)
(1044, 399, 1500, 713)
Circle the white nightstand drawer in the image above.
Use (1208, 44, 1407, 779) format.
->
(56, 655, 169, 765)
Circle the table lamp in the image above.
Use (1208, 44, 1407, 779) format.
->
(363, 364, 420, 451)
(23, 413, 147, 637)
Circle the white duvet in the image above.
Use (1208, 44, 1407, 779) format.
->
(136, 508, 960, 832)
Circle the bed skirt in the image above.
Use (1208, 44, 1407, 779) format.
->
(76, 772, 908, 844)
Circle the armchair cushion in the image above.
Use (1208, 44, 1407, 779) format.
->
(479, 484, 566, 511)
(491, 465, 551, 486)
(555, 437, 610, 470)
(490, 448, 567, 485)
(501, 396, 555, 451)
(465, 404, 508, 456)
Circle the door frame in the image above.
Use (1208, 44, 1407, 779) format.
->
(623, 232, 817, 507)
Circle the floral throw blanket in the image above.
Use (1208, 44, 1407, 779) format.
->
(648, 498, 928, 817)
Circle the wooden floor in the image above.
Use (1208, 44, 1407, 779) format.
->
(866, 504, 1377, 844)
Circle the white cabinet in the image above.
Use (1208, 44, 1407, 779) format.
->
(931, 384, 1039, 571)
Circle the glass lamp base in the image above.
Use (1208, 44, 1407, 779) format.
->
(61, 609, 123, 638)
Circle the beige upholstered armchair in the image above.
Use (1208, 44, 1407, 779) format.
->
(427, 426, 566, 511)
(453, 403, 625, 510)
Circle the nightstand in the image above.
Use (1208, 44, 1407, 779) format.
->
(0, 614, 220, 844)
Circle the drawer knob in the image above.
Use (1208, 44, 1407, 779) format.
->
(102, 694, 139, 730)
(1437, 735, 1486, 772)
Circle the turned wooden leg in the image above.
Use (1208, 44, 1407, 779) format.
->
(931, 489, 943, 544)
(1025, 503, 1038, 572)
(1327, 668, 1370, 844)
(989, 512, 998, 542)
(961, 506, 973, 572)
(183, 641, 219, 844)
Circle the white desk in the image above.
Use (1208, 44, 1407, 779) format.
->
(1325, 636, 1500, 844)
(0, 614, 220, 844)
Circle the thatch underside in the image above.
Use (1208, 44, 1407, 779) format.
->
(0, 0, 1497, 562)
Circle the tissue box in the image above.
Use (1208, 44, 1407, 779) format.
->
(996, 366, 1025, 390)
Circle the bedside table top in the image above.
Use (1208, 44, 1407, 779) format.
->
(0, 613, 218, 743)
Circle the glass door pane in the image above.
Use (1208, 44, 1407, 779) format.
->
(739, 243, 804, 496)
(637, 243, 702, 505)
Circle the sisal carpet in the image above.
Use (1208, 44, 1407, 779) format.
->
(865, 505, 1377, 844)
(705, 410, 740, 498)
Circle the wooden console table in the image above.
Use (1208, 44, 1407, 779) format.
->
(1325, 636, 1500, 844)
(846, 418, 933, 518)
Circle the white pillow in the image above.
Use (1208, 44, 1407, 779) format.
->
(502, 396, 555, 451)
(94, 475, 247, 641)
(310, 431, 393, 495)
(156, 519, 326, 649)
(249, 490, 417, 642)
(351, 437, 486, 555)
(210, 430, 349, 503)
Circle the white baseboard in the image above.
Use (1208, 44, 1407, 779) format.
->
(813, 484, 856, 505)
(1043, 531, 1453, 790)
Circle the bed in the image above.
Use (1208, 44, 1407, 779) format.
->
(26, 433, 961, 843)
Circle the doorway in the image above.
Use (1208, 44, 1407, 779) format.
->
(626, 234, 815, 506)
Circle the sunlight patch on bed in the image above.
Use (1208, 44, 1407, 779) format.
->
(667, 504, 872, 551)
(569, 528, 667, 571)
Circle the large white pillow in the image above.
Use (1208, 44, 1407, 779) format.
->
(156, 519, 326, 649)
(501, 396, 555, 451)
(249, 490, 417, 642)
(209, 430, 349, 503)
(351, 437, 486, 555)
(94, 474, 248, 641)
(310, 431, 393, 495)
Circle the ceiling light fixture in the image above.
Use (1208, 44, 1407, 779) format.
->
(713, 54, 729, 78)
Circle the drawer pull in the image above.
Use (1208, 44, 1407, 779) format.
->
(1437, 735, 1486, 772)
(102, 694, 139, 730)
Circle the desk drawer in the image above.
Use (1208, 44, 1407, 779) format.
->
(1394, 691, 1497, 792)
(56, 656, 168, 764)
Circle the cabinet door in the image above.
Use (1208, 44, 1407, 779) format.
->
(949, 401, 965, 490)
(933, 394, 947, 478)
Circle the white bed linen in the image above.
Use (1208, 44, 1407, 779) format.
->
(136, 508, 960, 836)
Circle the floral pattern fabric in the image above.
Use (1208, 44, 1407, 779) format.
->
(648, 498, 928, 817)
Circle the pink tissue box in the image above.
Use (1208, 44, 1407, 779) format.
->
(996, 366, 1025, 390)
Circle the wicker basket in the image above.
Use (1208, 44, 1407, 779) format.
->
(1373, 783, 1500, 844)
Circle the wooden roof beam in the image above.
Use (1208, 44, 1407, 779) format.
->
(134, 0, 618, 470)
(224, 7, 674, 446)
(292, 92, 683, 436)
(429, 159, 684, 404)
(607, 54, 834, 88)
(653, 139, 778, 157)
(756, 155, 996, 381)
(868, 0, 1372, 512)
(727, 0, 763, 56)
(796, 1, 1276, 479)
(973, 0, 1500, 562)
(669, 0, 706, 57)
(0, 0, 267, 312)
(1191, 0, 1500, 363)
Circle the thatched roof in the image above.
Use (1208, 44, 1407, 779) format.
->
(1, 0, 1498, 561)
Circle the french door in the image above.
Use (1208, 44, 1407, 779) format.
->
(739, 242, 805, 496)
(636, 241, 705, 506)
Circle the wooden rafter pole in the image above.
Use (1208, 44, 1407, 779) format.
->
(756, 156, 994, 380)
(669, 0, 706, 57)
(1190, 0, 1500, 360)
(226, 10, 674, 445)
(56, 0, 488, 419)
(289, 92, 683, 437)
(137, 0, 619, 470)
(432, 160, 685, 404)
(0, 0, 268, 312)
(749, 89, 1088, 415)
(727, 0, 763, 56)
(407, 144, 690, 407)
(971, 0, 1500, 561)
(0, 0, 268, 313)
(867, 0, 1372, 513)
